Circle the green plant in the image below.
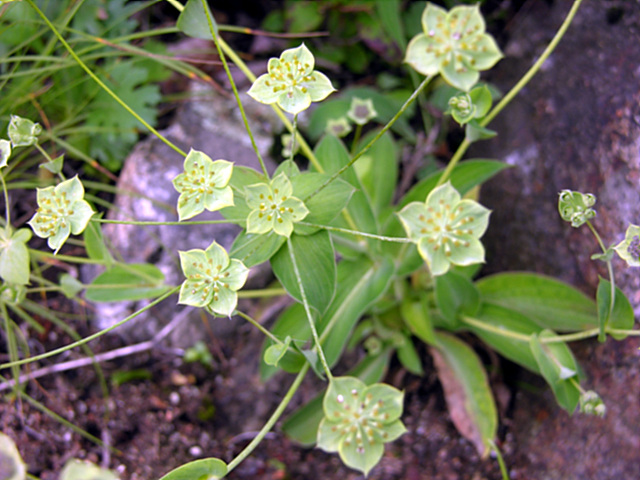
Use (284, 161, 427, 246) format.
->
(1, 0, 638, 479)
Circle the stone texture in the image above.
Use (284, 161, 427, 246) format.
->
(89, 82, 277, 346)
(472, 1, 640, 478)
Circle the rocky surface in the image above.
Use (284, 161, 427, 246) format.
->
(474, 1, 640, 478)
(89, 81, 277, 346)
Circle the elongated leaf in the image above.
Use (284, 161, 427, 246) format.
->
(354, 130, 398, 215)
(376, 0, 406, 49)
(434, 270, 480, 330)
(292, 172, 355, 234)
(468, 303, 541, 373)
(85, 263, 167, 302)
(159, 457, 227, 480)
(83, 217, 113, 265)
(271, 231, 336, 314)
(230, 230, 285, 267)
(176, 0, 218, 39)
(477, 272, 597, 332)
(400, 159, 509, 207)
(400, 298, 436, 345)
(596, 278, 634, 340)
(430, 331, 497, 457)
(396, 333, 423, 375)
(313, 134, 378, 236)
(282, 348, 392, 446)
(319, 256, 395, 366)
(529, 330, 581, 412)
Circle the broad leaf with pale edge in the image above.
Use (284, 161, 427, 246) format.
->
(159, 457, 227, 480)
(317, 376, 406, 476)
(0, 228, 31, 285)
(178, 241, 249, 317)
(430, 331, 497, 456)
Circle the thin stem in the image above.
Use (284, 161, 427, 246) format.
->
(204, 0, 270, 178)
(31, 249, 107, 265)
(488, 440, 511, 480)
(586, 219, 615, 342)
(92, 218, 242, 226)
(235, 310, 282, 345)
(0, 172, 10, 228)
(350, 124, 363, 156)
(25, 0, 187, 158)
(237, 288, 287, 298)
(304, 76, 432, 203)
(0, 286, 179, 370)
(298, 222, 411, 243)
(286, 237, 333, 380)
(226, 363, 309, 473)
(437, 0, 584, 187)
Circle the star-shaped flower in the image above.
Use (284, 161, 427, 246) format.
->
(245, 173, 309, 237)
(326, 117, 352, 138)
(28, 176, 95, 254)
(347, 97, 377, 126)
(405, 3, 503, 91)
(317, 376, 406, 477)
(397, 181, 490, 276)
(178, 241, 249, 317)
(248, 43, 336, 115)
(614, 224, 640, 268)
(172, 149, 234, 220)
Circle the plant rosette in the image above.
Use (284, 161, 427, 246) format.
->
(244, 173, 309, 237)
(317, 376, 406, 476)
(248, 43, 336, 115)
(178, 240, 249, 317)
(172, 149, 234, 221)
(614, 223, 640, 268)
(397, 181, 490, 276)
(405, 3, 503, 91)
(28, 176, 95, 254)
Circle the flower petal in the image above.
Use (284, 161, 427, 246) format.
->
(277, 87, 311, 115)
(404, 34, 441, 76)
(244, 183, 272, 209)
(207, 287, 237, 317)
(397, 202, 429, 242)
(224, 259, 249, 290)
(305, 71, 336, 103)
(246, 209, 273, 235)
(205, 241, 230, 270)
(68, 199, 95, 235)
(247, 73, 282, 105)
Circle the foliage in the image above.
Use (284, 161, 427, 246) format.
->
(0, 0, 636, 479)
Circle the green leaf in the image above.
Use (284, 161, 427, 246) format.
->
(396, 333, 424, 375)
(0, 228, 31, 285)
(434, 269, 480, 330)
(354, 130, 398, 215)
(230, 230, 286, 267)
(400, 297, 436, 345)
(176, 0, 218, 39)
(159, 457, 227, 480)
(85, 263, 167, 302)
(282, 348, 392, 446)
(319, 256, 395, 366)
(39, 154, 64, 174)
(596, 278, 635, 340)
(476, 272, 597, 332)
(60, 459, 118, 480)
(264, 336, 292, 367)
(431, 331, 497, 457)
(376, 0, 406, 49)
(400, 159, 509, 207)
(468, 303, 541, 373)
(83, 217, 113, 265)
(292, 172, 355, 234)
(529, 330, 581, 412)
(271, 231, 336, 314)
(469, 85, 492, 118)
(60, 274, 84, 299)
(287, 1, 324, 33)
(465, 121, 497, 142)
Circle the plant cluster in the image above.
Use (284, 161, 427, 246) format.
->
(1, 0, 638, 479)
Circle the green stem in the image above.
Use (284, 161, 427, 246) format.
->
(25, 0, 187, 158)
(488, 440, 511, 480)
(298, 222, 411, 243)
(92, 218, 242, 226)
(586, 219, 615, 342)
(204, 0, 270, 178)
(350, 123, 362, 156)
(31, 249, 107, 265)
(437, 0, 584, 187)
(226, 363, 309, 473)
(0, 172, 10, 228)
(237, 288, 287, 298)
(0, 286, 179, 370)
(304, 76, 432, 203)
(236, 310, 282, 344)
(286, 237, 333, 380)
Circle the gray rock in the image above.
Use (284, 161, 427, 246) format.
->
(472, 2, 640, 478)
(89, 82, 277, 346)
